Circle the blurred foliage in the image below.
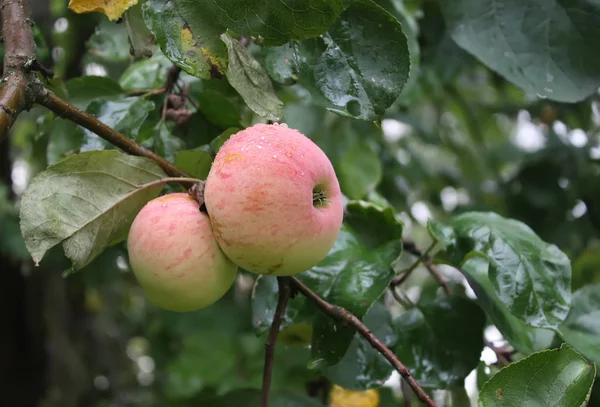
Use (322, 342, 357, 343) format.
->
(2, 0, 600, 406)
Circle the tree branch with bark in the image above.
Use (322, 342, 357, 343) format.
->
(0, 0, 39, 141)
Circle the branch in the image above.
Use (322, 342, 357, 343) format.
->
(291, 277, 438, 407)
(261, 277, 292, 407)
(484, 340, 512, 367)
(35, 89, 190, 179)
(0, 0, 38, 141)
(391, 240, 451, 295)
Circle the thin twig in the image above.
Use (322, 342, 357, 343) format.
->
(484, 340, 511, 367)
(174, 82, 200, 111)
(125, 87, 166, 97)
(35, 89, 190, 179)
(0, 0, 38, 141)
(261, 277, 292, 407)
(291, 277, 438, 407)
(391, 286, 415, 309)
(391, 240, 451, 295)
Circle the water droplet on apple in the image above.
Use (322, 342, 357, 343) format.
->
(301, 172, 305, 176)
(273, 155, 277, 158)
(161, 203, 167, 207)
(280, 123, 288, 128)
(258, 146, 262, 149)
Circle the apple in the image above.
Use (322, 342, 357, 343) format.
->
(204, 123, 343, 276)
(127, 193, 237, 312)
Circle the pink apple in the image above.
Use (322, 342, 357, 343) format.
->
(204, 123, 343, 276)
(127, 193, 237, 312)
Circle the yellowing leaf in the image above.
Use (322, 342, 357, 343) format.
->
(330, 384, 380, 407)
(68, 0, 138, 21)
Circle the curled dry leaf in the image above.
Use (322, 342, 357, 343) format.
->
(68, 0, 138, 21)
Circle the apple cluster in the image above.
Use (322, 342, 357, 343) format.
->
(126, 123, 344, 312)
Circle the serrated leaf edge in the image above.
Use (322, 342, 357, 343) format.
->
(477, 343, 596, 407)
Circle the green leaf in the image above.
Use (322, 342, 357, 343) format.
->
(264, 44, 297, 85)
(476, 361, 499, 391)
(337, 142, 382, 199)
(19, 150, 167, 270)
(209, 127, 240, 154)
(440, 0, 600, 103)
(478, 343, 596, 407)
(146, 121, 186, 161)
(427, 218, 456, 248)
(344, 200, 403, 258)
(323, 302, 397, 390)
(393, 295, 486, 389)
(440, 212, 572, 330)
(462, 257, 555, 356)
(165, 331, 237, 399)
(559, 284, 600, 366)
(195, 89, 241, 129)
(373, 0, 421, 104)
(46, 120, 84, 166)
(65, 76, 123, 110)
(119, 51, 173, 91)
(292, 0, 410, 120)
(124, 0, 156, 58)
(202, 0, 342, 46)
(174, 147, 213, 180)
(221, 34, 283, 121)
(81, 98, 155, 151)
(251, 275, 313, 344)
(87, 19, 131, 62)
(304, 215, 403, 367)
(142, 0, 228, 79)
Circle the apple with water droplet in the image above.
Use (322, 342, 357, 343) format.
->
(127, 193, 237, 312)
(204, 123, 343, 276)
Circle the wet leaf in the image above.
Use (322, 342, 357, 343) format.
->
(436, 212, 572, 329)
(293, 0, 410, 120)
(201, 0, 343, 46)
(559, 284, 600, 366)
(124, 0, 156, 58)
(393, 295, 486, 389)
(478, 344, 596, 407)
(441, 0, 600, 102)
(142, 0, 228, 79)
(221, 34, 283, 121)
(324, 302, 397, 390)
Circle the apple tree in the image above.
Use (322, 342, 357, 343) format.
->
(0, 0, 599, 406)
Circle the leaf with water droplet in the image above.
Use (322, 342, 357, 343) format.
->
(441, 0, 600, 102)
(292, 0, 410, 120)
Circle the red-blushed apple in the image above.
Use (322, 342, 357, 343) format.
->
(127, 193, 237, 312)
(204, 123, 343, 276)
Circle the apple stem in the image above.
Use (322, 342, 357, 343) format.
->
(261, 276, 292, 407)
(187, 181, 207, 211)
(312, 189, 330, 207)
